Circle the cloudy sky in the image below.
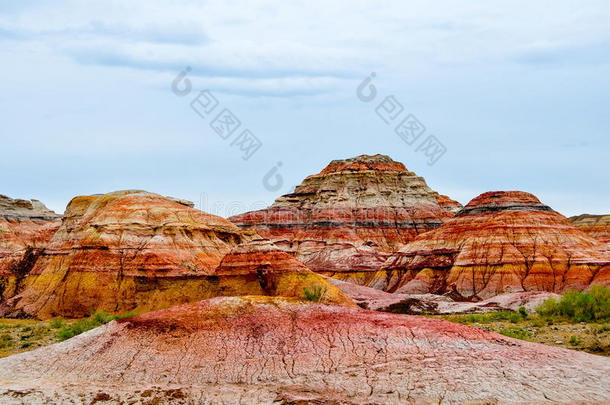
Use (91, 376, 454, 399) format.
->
(1, 0, 609, 217)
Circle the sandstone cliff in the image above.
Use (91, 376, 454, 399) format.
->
(229, 154, 460, 290)
(384, 191, 610, 299)
(569, 214, 610, 246)
(1, 191, 354, 319)
(0, 195, 61, 302)
(0, 190, 254, 318)
(214, 238, 355, 307)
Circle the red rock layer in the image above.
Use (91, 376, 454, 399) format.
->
(213, 238, 356, 307)
(0, 195, 61, 302)
(435, 194, 463, 214)
(0, 190, 255, 319)
(0, 296, 608, 403)
(569, 214, 610, 246)
(229, 154, 460, 290)
(384, 191, 610, 299)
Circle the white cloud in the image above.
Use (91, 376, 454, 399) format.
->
(3, 0, 609, 97)
(0, 0, 609, 215)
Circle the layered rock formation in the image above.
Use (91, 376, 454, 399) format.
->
(0, 195, 61, 302)
(569, 214, 610, 246)
(215, 238, 355, 307)
(0, 296, 608, 403)
(384, 191, 610, 300)
(229, 154, 460, 290)
(0, 190, 253, 319)
(0, 191, 354, 319)
(435, 194, 463, 214)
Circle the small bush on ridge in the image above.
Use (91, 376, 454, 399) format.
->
(303, 284, 327, 302)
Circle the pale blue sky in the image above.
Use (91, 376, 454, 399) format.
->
(1, 0, 608, 217)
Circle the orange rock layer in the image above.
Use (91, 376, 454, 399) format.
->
(229, 154, 460, 288)
(569, 214, 610, 246)
(213, 238, 355, 307)
(383, 191, 610, 299)
(0, 190, 253, 318)
(0, 191, 353, 319)
(0, 195, 61, 302)
(0, 296, 608, 403)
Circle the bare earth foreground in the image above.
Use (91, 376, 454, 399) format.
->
(0, 297, 608, 404)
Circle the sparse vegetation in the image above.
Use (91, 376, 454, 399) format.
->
(56, 311, 135, 341)
(0, 311, 137, 358)
(536, 286, 610, 322)
(569, 335, 582, 345)
(0, 333, 13, 349)
(302, 284, 327, 302)
(438, 288, 610, 356)
(499, 326, 531, 340)
(445, 311, 522, 325)
(50, 318, 64, 329)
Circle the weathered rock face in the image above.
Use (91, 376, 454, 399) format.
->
(0, 190, 255, 319)
(435, 194, 463, 214)
(0, 296, 608, 404)
(384, 191, 610, 300)
(229, 154, 460, 290)
(0, 191, 354, 319)
(213, 238, 356, 307)
(569, 214, 610, 246)
(0, 195, 61, 302)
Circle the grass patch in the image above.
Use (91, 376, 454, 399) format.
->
(302, 284, 327, 302)
(569, 335, 582, 345)
(56, 311, 135, 342)
(0, 334, 13, 349)
(445, 311, 523, 325)
(49, 318, 64, 329)
(499, 326, 531, 340)
(596, 324, 610, 333)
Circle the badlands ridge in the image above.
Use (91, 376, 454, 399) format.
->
(0, 154, 608, 404)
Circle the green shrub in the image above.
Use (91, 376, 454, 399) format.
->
(518, 306, 528, 318)
(50, 318, 64, 329)
(56, 311, 136, 341)
(596, 323, 610, 333)
(303, 284, 327, 302)
(569, 335, 582, 345)
(0, 333, 13, 349)
(499, 326, 531, 340)
(447, 311, 523, 325)
(536, 286, 610, 322)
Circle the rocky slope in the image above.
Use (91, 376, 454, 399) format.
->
(329, 278, 561, 314)
(569, 214, 610, 246)
(213, 238, 355, 307)
(0, 191, 355, 319)
(0, 195, 61, 302)
(0, 296, 608, 404)
(383, 191, 610, 300)
(0, 190, 252, 319)
(229, 154, 460, 290)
